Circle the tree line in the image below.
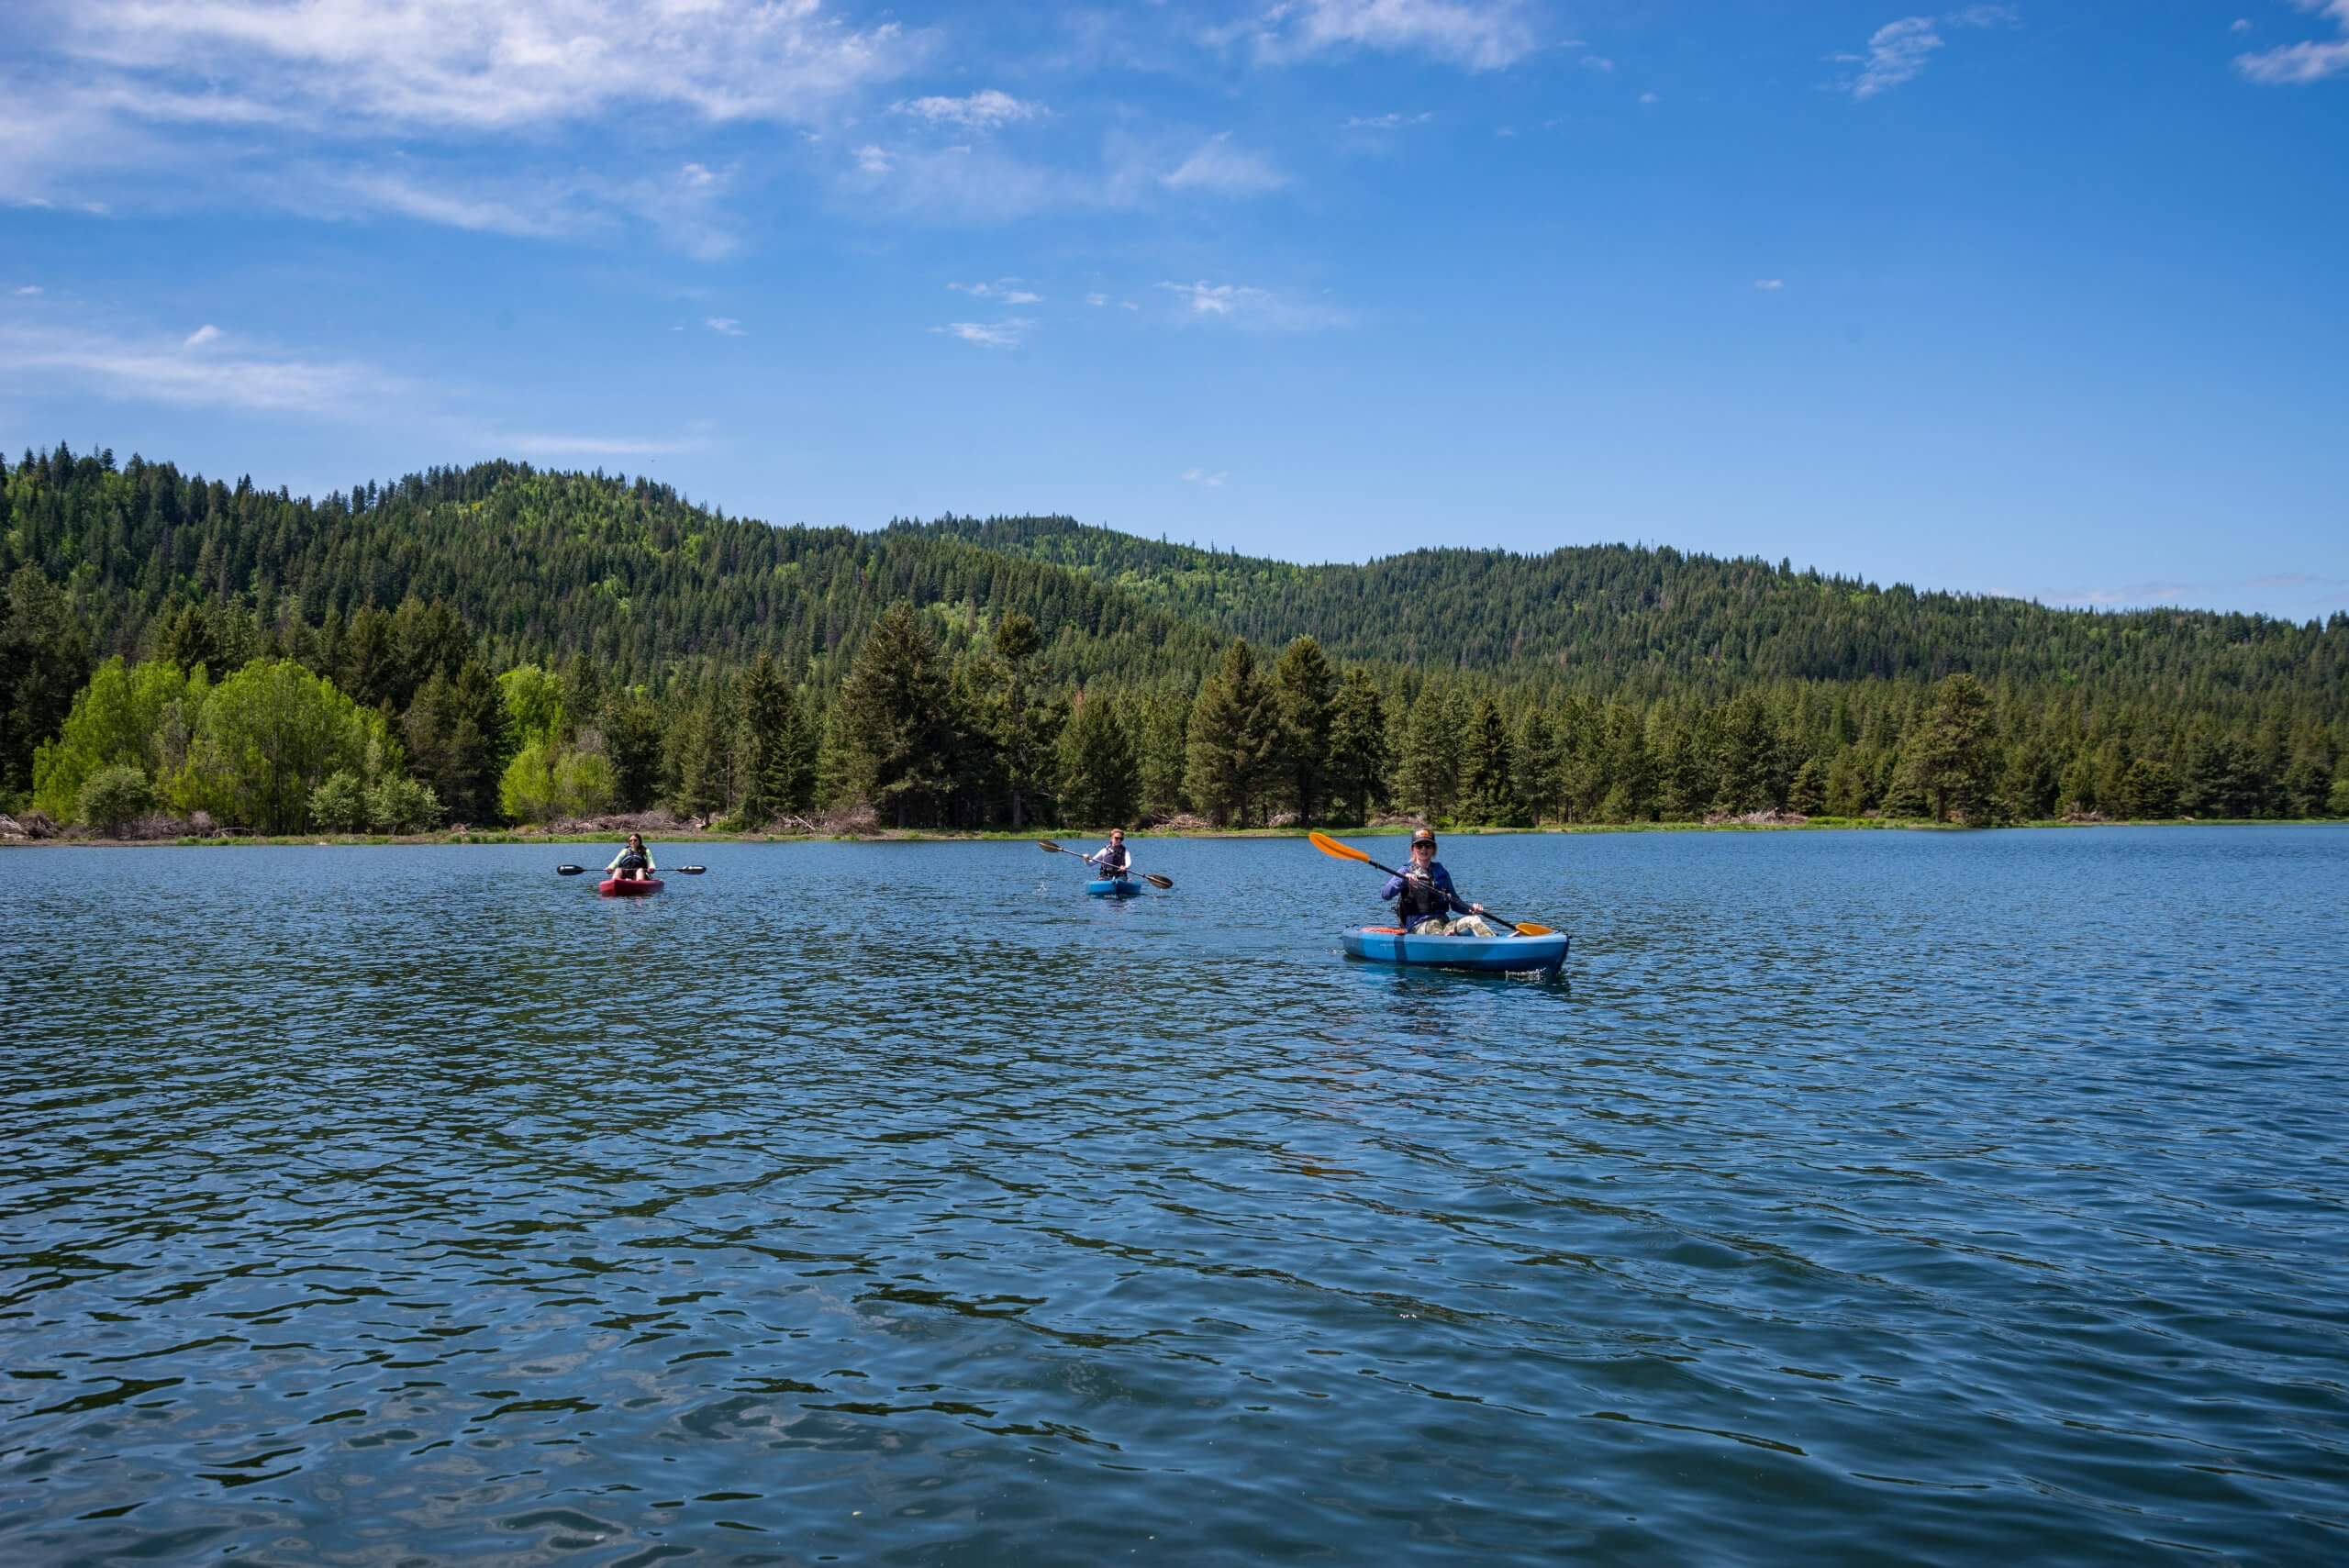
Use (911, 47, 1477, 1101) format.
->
(5, 443, 2345, 835)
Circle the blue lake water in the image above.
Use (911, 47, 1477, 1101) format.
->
(5, 827, 2345, 1565)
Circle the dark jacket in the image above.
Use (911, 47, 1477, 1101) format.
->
(1382, 862, 1471, 930)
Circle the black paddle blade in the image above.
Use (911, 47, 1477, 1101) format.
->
(1037, 840, 1063, 854)
(556, 864, 584, 875)
(674, 865, 707, 874)
(1141, 873, 1174, 890)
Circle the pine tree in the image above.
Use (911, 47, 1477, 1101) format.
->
(1325, 669, 1389, 827)
(1271, 636, 1336, 824)
(1057, 691, 1140, 828)
(837, 602, 958, 828)
(1910, 673, 1996, 823)
(1457, 696, 1521, 825)
(1397, 682, 1463, 822)
(1184, 638, 1278, 826)
(735, 652, 807, 826)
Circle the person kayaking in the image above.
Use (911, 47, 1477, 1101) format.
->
(1382, 828, 1495, 937)
(605, 832, 657, 883)
(1084, 828, 1134, 882)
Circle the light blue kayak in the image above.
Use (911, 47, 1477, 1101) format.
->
(1087, 878, 1145, 898)
(1341, 926, 1569, 977)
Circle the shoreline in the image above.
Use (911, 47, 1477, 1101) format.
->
(6, 817, 2335, 850)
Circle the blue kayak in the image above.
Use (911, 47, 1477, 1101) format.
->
(1341, 925, 1569, 977)
(1087, 878, 1145, 897)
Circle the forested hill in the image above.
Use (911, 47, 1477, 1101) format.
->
(3, 448, 1219, 686)
(891, 516, 2349, 708)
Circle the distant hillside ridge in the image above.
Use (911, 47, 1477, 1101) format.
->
(889, 515, 2349, 709)
(4, 447, 1219, 686)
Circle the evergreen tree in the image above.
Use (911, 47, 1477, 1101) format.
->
(1271, 636, 1336, 824)
(991, 611, 1055, 829)
(1909, 673, 1997, 823)
(0, 565, 92, 798)
(1459, 695, 1523, 825)
(1397, 682, 1464, 822)
(1325, 669, 1390, 827)
(1138, 690, 1192, 818)
(600, 689, 667, 812)
(836, 602, 957, 828)
(670, 698, 729, 827)
(735, 652, 808, 825)
(1184, 638, 1278, 826)
(1057, 691, 1141, 827)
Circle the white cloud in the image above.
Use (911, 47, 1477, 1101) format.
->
(1639, 91, 1659, 104)
(1580, 55, 1616, 72)
(1238, 0, 1539, 71)
(1155, 279, 1351, 330)
(2232, 17, 2254, 31)
(1343, 110, 1434, 129)
(2236, 0, 2349, 83)
(854, 144, 895, 175)
(950, 280, 1043, 304)
(1161, 132, 1288, 195)
(183, 323, 221, 347)
(705, 317, 744, 336)
(0, 317, 398, 416)
(1753, 278, 1785, 290)
(1841, 7, 2015, 99)
(37, 0, 920, 135)
(1182, 467, 1228, 487)
(933, 318, 1034, 348)
(1085, 291, 1108, 306)
(892, 90, 1042, 129)
(13, 285, 40, 295)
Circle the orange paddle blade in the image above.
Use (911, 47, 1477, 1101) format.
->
(1308, 830, 1371, 863)
(1508, 921, 1555, 937)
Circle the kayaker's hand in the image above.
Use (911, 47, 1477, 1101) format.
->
(1470, 903, 1485, 914)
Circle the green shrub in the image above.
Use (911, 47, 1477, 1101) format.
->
(367, 775, 443, 833)
(308, 770, 368, 832)
(78, 764, 154, 835)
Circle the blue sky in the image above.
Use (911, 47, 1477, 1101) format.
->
(3, 1, 2345, 618)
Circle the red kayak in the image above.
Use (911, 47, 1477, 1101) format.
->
(598, 875, 663, 896)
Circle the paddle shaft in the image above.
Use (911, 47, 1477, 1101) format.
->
(1039, 840, 1170, 889)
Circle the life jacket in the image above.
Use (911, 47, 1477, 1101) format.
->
(616, 848, 649, 872)
(1396, 866, 1453, 925)
(1098, 843, 1130, 876)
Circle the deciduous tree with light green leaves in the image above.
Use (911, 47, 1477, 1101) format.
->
(180, 659, 392, 833)
(32, 658, 209, 820)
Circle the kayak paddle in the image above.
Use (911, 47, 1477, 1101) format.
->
(558, 864, 706, 875)
(1036, 840, 1174, 891)
(1306, 829, 1554, 937)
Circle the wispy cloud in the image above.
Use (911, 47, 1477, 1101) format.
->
(0, 317, 400, 416)
(1839, 6, 2016, 100)
(1343, 110, 1434, 130)
(1753, 278, 1785, 290)
(933, 318, 1035, 349)
(1233, 0, 1539, 71)
(1085, 291, 1109, 306)
(1160, 133, 1287, 195)
(2030, 572, 2349, 613)
(13, 285, 41, 296)
(1156, 280, 1351, 330)
(892, 90, 1043, 129)
(705, 317, 744, 336)
(2236, 0, 2349, 83)
(1182, 467, 1228, 487)
(38, 0, 922, 136)
(1580, 55, 1616, 72)
(183, 323, 221, 347)
(950, 280, 1043, 305)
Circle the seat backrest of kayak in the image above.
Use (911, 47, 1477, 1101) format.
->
(1362, 925, 1403, 934)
